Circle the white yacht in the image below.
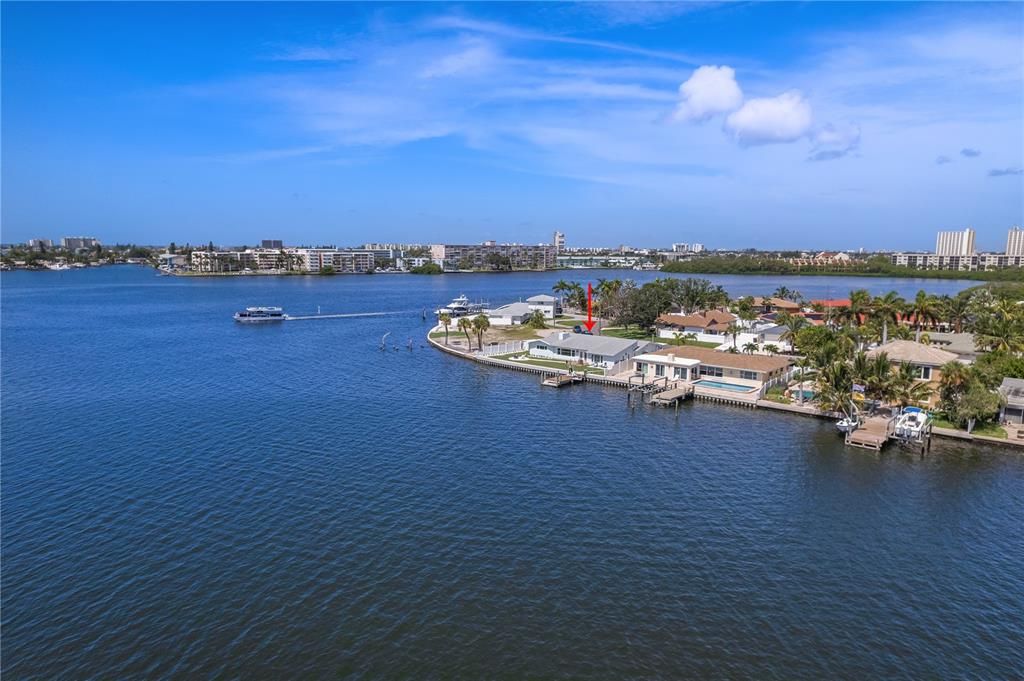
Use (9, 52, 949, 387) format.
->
(234, 306, 286, 323)
(434, 294, 486, 318)
(894, 406, 930, 438)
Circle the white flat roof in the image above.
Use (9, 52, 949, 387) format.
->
(633, 352, 700, 366)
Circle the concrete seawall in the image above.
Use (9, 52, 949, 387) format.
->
(426, 327, 1022, 451)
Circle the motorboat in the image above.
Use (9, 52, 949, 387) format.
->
(434, 294, 486, 318)
(836, 415, 860, 433)
(894, 406, 930, 438)
(234, 306, 285, 322)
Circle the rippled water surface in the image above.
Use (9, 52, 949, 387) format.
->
(3, 267, 1023, 678)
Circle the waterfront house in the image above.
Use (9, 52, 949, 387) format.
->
(527, 332, 657, 371)
(526, 294, 560, 319)
(750, 297, 802, 315)
(998, 378, 1024, 425)
(758, 324, 789, 348)
(655, 310, 737, 343)
(866, 340, 962, 407)
(485, 302, 534, 326)
(926, 332, 981, 361)
(633, 346, 793, 392)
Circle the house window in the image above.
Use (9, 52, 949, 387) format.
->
(557, 348, 573, 357)
(655, 364, 665, 377)
(915, 365, 932, 380)
(674, 367, 687, 380)
(637, 362, 647, 374)
(740, 370, 758, 381)
(700, 365, 723, 377)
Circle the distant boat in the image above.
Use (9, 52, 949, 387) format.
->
(234, 306, 285, 323)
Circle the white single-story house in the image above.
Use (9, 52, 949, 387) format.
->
(999, 378, 1024, 425)
(758, 324, 789, 348)
(633, 346, 794, 392)
(485, 302, 534, 326)
(527, 332, 658, 370)
(527, 294, 560, 319)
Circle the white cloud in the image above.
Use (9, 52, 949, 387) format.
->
(419, 39, 498, 79)
(673, 65, 743, 121)
(724, 91, 813, 145)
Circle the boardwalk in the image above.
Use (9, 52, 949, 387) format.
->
(650, 385, 695, 406)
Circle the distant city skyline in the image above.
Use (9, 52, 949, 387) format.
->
(2, 2, 1022, 248)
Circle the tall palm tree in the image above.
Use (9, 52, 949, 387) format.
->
(780, 315, 807, 353)
(438, 313, 452, 345)
(871, 291, 905, 346)
(471, 314, 490, 351)
(940, 294, 971, 333)
(552, 280, 572, 309)
(725, 323, 741, 351)
(906, 290, 939, 342)
(457, 317, 473, 348)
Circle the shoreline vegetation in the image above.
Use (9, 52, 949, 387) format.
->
(430, 276, 1024, 445)
(661, 255, 1024, 282)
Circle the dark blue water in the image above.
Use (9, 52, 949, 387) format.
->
(3, 267, 1023, 679)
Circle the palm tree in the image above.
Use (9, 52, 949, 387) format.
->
(815, 360, 853, 414)
(725, 323, 741, 351)
(862, 353, 893, 406)
(795, 355, 814, 405)
(940, 294, 971, 333)
(457, 317, 473, 348)
(975, 316, 1024, 354)
(471, 313, 490, 351)
(890, 362, 934, 407)
(552, 279, 572, 310)
(438, 312, 452, 345)
(906, 290, 939, 342)
(780, 315, 807, 353)
(871, 291, 905, 346)
(773, 286, 801, 303)
(742, 341, 759, 354)
(764, 344, 779, 356)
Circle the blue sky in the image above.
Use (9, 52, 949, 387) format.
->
(2, 2, 1022, 250)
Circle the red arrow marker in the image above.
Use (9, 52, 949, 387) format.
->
(584, 282, 596, 332)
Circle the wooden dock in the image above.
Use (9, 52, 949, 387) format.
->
(542, 374, 583, 388)
(650, 385, 695, 407)
(845, 415, 896, 451)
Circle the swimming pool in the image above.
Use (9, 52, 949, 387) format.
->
(693, 379, 756, 393)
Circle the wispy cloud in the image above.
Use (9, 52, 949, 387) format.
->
(960, 147, 981, 157)
(936, 155, 953, 165)
(988, 167, 1022, 177)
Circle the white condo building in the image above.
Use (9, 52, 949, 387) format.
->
(935, 228, 975, 256)
(1006, 226, 1024, 257)
(553, 231, 565, 254)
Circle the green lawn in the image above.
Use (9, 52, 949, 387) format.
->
(932, 417, 1007, 438)
(599, 327, 721, 348)
(492, 355, 604, 374)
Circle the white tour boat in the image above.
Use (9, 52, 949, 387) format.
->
(234, 306, 286, 323)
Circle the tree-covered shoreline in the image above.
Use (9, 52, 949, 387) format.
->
(661, 255, 1024, 282)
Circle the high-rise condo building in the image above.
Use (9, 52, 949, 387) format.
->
(553, 231, 565, 254)
(935, 228, 975, 256)
(1006, 226, 1024, 256)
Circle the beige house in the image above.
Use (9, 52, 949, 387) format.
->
(633, 346, 793, 392)
(866, 340, 962, 407)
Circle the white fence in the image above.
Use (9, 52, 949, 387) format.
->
(480, 340, 527, 357)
